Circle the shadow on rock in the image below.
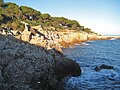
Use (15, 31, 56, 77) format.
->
(0, 34, 81, 90)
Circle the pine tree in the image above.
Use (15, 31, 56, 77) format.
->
(0, 0, 4, 7)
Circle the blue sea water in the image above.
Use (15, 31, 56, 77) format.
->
(63, 39, 120, 90)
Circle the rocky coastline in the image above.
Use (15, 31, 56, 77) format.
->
(0, 34, 81, 90)
(1, 22, 119, 52)
(0, 1, 120, 90)
(0, 22, 120, 90)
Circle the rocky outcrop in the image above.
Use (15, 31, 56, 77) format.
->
(0, 34, 81, 90)
(21, 21, 31, 42)
(1, 23, 119, 52)
(95, 64, 114, 72)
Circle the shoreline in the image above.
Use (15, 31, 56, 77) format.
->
(0, 25, 119, 89)
(102, 35, 120, 39)
(1, 23, 120, 52)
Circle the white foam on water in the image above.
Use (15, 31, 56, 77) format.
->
(80, 42, 89, 46)
(110, 38, 117, 40)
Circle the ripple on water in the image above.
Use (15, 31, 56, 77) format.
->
(64, 39, 120, 90)
(65, 68, 120, 90)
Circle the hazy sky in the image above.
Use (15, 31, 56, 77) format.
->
(4, 0, 120, 35)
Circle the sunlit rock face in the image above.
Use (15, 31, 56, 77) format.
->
(1, 22, 114, 52)
(0, 34, 81, 90)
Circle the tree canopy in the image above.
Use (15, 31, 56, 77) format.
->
(20, 6, 41, 15)
(0, 1, 95, 34)
(0, 0, 4, 7)
(4, 3, 20, 17)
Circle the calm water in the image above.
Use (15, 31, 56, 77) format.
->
(63, 39, 120, 90)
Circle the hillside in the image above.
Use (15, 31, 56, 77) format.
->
(0, 0, 94, 34)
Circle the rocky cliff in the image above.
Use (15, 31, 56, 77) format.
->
(0, 34, 81, 90)
(1, 22, 115, 52)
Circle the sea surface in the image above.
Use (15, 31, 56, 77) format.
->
(63, 38, 120, 90)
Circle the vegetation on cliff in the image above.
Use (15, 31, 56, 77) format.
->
(0, 0, 94, 33)
(0, 0, 4, 7)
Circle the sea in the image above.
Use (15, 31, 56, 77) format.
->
(63, 38, 120, 90)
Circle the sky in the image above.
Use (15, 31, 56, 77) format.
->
(4, 0, 120, 35)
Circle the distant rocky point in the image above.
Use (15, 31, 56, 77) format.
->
(1, 21, 117, 52)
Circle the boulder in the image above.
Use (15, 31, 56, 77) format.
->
(95, 64, 114, 72)
(21, 22, 31, 42)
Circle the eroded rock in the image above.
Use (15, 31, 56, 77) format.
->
(0, 34, 81, 90)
